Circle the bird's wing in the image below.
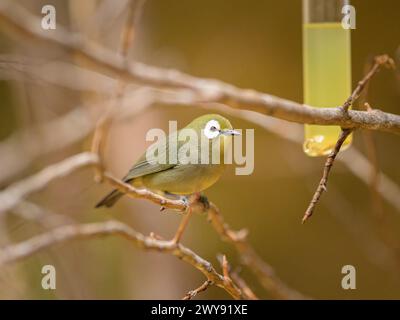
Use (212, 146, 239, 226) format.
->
(123, 134, 184, 182)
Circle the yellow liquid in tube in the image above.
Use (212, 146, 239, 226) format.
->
(303, 22, 352, 156)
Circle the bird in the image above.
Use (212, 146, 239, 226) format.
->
(95, 114, 239, 208)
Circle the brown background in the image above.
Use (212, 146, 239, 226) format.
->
(0, 0, 399, 299)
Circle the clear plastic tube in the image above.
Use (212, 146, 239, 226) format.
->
(303, 0, 352, 156)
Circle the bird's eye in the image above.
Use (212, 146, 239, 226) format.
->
(204, 120, 220, 139)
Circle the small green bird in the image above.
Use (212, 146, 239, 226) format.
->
(95, 114, 239, 208)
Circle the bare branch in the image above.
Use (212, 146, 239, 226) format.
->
(221, 255, 231, 280)
(0, 153, 99, 215)
(13, 201, 75, 229)
(207, 103, 400, 213)
(217, 254, 259, 300)
(357, 57, 386, 218)
(102, 172, 187, 211)
(182, 280, 212, 300)
(342, 55, 395, 112)
(207, 203, 308, 299)
(1, 3, 400, 134)
(0, 152, 188, 216)
(0, 220, 243, 299)
(302, 129, 353, 223)
(230, 271, 258, 301)
(303, 54, 395, 223)
(0, 108, 93, 185)
(0, 87, 157, 185)
(341, 149, 400, 212)
(91, 0, 146, 182)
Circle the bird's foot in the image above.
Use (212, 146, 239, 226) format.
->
(180, 195, 190, 209)
(159, 193, 189, 212)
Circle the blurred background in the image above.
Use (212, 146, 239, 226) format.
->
(0, 0, 400, 299)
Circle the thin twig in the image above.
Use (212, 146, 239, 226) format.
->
(182, 280, 212, 300)
(219, 255, 243, 298)
(356, 56, 385, 219)
(0, 153, 99, 215)
(13, 201, 75, 229)
(354, 52, 385, 220)
(0, 220, 243, 299)
(207, 204, 307, 299)
(102, 172, 187, 211)
(221, 255, 230, 280)
(217, 254, 259, 300)
(230, 271, 258, 300)
(91, 0, 146, 182)
(1, 4, 400, 134)
(342, 55, 395, 112)
(302, 129, 352, 223)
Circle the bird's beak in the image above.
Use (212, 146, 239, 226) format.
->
(220, 129, 241, 136)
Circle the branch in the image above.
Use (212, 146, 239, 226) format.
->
(230, 271, 258, 301)
(207, 102, 400, 213)
(206, 203, 308, 299)
(303, 54, 395, 223)
(0, 107, 93, 185)
(3, 89, 400, 215)
(91, 0, 146, 182)
(0, 87, 158, 185)
(0, 152, 187, 215)
(217, 254, 259, 300)
(13, 200, 75, 229)
(1, 3, 400, 134)
(302, 129, 353, 223)
(0, 153, 99, 215)
(2, 99, 399, 297)
(358, 57, 385, 218)
(342, 55, 395, 112)
(102, 172, 187, 211)
(0, 220, 243, 299)
(0, 152, 303, 298)
(182, 280, 212, 300)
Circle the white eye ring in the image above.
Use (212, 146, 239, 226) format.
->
(204, 120, 220, 139)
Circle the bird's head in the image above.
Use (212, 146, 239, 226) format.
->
(184, 114, 240, 164)
(186, 114, 240, 139)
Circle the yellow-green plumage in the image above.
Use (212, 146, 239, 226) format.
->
(95, 114, 237, 208)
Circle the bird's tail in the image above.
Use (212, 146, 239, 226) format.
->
(95, 189, 124, 208)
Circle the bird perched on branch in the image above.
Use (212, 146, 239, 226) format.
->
(95, 114, 239, 208)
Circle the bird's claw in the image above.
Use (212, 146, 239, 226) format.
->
(180, 196, 190, 208)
